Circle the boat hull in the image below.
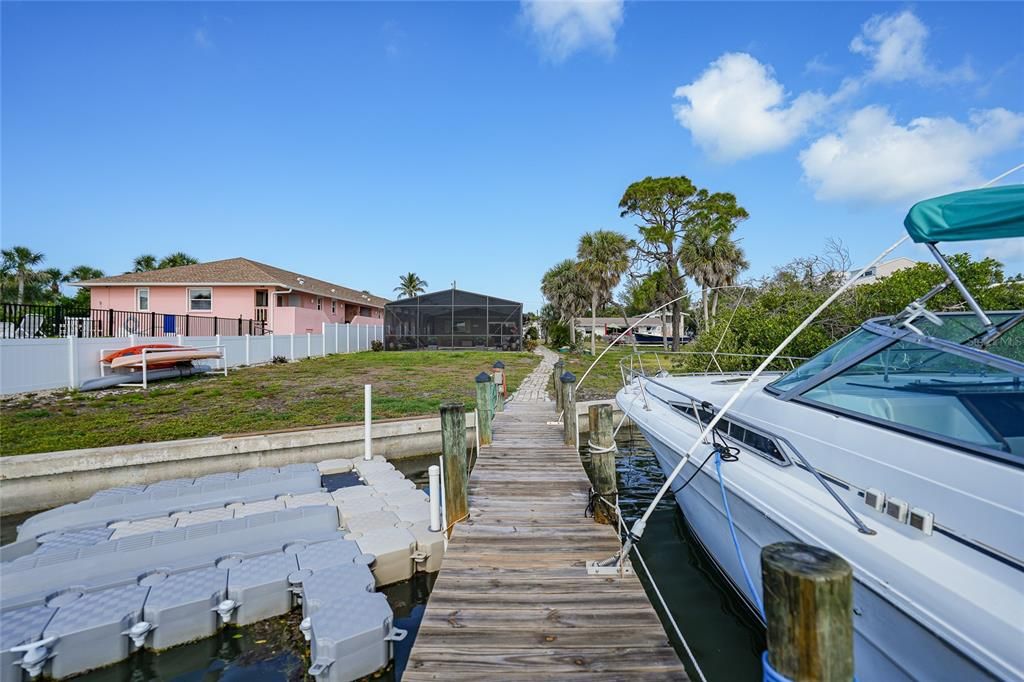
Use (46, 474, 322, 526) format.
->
(638, 427, 1002, 682)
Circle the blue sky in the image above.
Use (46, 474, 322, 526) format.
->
(3, 1, 1023, 311)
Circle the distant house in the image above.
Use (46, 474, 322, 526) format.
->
(74, 258, 388, 335)
(849, 257, 919, 286)
(574, 316, 681, 339)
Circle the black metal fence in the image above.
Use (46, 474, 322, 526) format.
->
(0, 303, 270, 339)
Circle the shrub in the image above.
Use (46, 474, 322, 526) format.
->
(524, 338, 538, 352)
(272, 355, 288, 364)
(371, 340, 384, 352)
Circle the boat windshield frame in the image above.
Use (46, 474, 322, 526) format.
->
(765, 312, 1024, 466)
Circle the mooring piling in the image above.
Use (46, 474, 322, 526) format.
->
(474, 372, 493, 445)
(363, 384, 372, 461)
(427, 464, 442, 533)
(762, 541, 854, 682)
(561, 371, 577, 447)
(588, 403, 618, 526)
(440, 401, 468, 529)
(553, 359, 565, 412)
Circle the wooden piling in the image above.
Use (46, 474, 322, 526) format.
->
(762, 542, 854, 682)
(553, 359, 565, 412)
(440, 401, 468, 528)
(561, 371, 577, 447)
(587, 404, 617, 525)
(474, 372, 493, 446)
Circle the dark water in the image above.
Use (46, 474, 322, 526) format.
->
(580, 425, 765, 682)
(0, 445, 761, 681)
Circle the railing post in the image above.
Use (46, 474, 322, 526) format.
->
(307, 332, 312, 358)
(762, 542, 854, 682)
(440, 401, 468, 528)
(107, 308, 114, 337)
(213, 316, 218, 336)
(151, 311, 156, 336)
(561, 371, 577, 447)
(553, 359, 565, 412)
(588, 404, 618, 525)
(474, 372, 493, 446)
(67, 333, 76, 389)
(290, 334, 295, 361)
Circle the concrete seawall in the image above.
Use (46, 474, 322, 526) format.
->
(1, 400, 625, 514)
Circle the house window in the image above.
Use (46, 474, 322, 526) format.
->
(188, 288, 212, 311)
(331, 300, 336, 314)
(255, 290, 268, 307)
(317, 297, 323, 311)
(137, 288, 150, 311)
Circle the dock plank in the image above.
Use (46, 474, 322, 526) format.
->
(405, 377, 687, 680)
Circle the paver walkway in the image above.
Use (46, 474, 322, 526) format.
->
(404, 348, 687, 680)
(509, 346, 558, 403)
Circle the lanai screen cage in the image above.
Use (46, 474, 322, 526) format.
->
(384, 289, 522, 351)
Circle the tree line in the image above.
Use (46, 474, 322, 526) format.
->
(0, 247, 200, 306)
(541, 175, 749, 353)
(539, 174, 1024, 361)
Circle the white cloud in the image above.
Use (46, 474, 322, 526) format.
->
(799, 106, 1024, 203)
(850, 10, 974, 84)
(673, 53, 827, 162)
(520, 0, 624, 63)
(193, 27, 212, 49)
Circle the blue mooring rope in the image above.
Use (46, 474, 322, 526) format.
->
(715, 451, 855, 682)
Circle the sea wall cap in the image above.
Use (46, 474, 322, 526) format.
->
(475, 372, 492, 383)
(492, 360, 505, 369)
(560, 371, 576, 383)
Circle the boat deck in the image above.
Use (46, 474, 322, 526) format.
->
(404, 398, 687, 679)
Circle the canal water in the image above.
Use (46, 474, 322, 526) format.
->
(0, 439, 763, 681)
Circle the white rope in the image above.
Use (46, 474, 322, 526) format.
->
(586, 441, 617, 454)
(616, 232, 910, 561)
(596, 495, 708, 682)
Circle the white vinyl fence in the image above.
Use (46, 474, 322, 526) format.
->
(0, 323, 384, 395)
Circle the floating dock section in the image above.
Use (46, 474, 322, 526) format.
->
(0, 457, 443, 681)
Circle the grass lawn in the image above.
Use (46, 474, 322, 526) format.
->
(0, 351, 540, 456)
(549, 346, 634, 401)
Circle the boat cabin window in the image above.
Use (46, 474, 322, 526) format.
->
(671, 403, 787, 464)
(800, 340, 1023, 457)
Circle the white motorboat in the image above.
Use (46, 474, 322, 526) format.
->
(615, 186, 1024, 681)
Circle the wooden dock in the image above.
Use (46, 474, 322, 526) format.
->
(404, 398, 688, 680)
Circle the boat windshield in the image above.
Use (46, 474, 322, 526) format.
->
(769, 329, 880, 392)
(800, 339, 1023, 457)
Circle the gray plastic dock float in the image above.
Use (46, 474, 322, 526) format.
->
(1, 456, 442, 681)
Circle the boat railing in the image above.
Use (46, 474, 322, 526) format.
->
(618, 349, 806, 387)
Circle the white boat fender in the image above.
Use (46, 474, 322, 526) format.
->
(300, 617, 313, 642)
(9, 637, 56, 678)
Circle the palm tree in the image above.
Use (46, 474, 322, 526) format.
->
(67, 265, 105, 282)
(395, 272, 428, 299)
(133, 254, 158, 272)
(158, 252, 199, 269)
(681, 224, 748, 326)
(1, 246, 45, 304)
(541, 259, 589, 345)
(576, 230, 632, 355)
(41, 267, 65, 297)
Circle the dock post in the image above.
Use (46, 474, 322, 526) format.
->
(440, 401, 468, 528)
(588, 404, 617, 525)
(492, 361, 505, 413)
(427, 464, 442, 532)
(363, 384, 372, 461)
(762, 542, 854, 682)
(553, 359, 565, 411)
(475, 372, 493, 445)
(561, 371, 577, 447)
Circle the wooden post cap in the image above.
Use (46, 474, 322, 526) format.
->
(475, 372, 492, 383)
(560, 371, 576, 383)
(492, 360, 505, 369)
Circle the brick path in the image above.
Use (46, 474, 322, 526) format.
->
(510, 346, 559, 403)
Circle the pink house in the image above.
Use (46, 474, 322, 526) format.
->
(75, 257, 388, 335)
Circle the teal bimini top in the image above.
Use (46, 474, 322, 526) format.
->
(904, 185, 1024, 243)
